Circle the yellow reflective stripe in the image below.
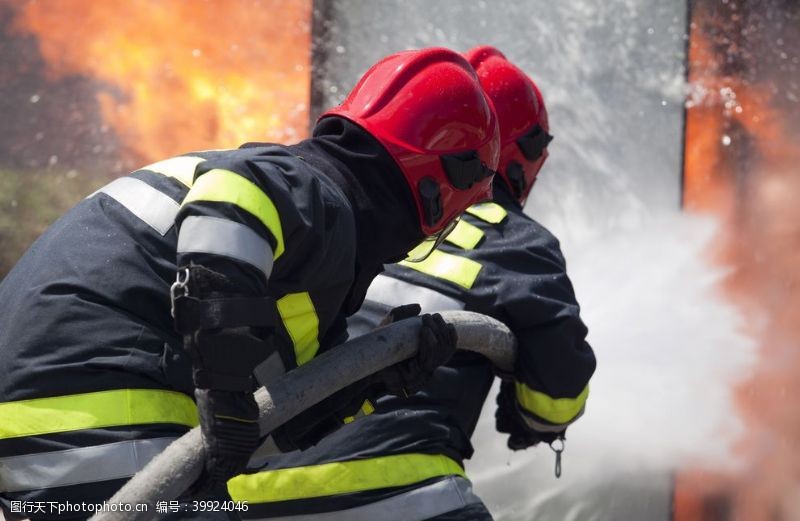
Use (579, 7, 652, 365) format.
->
(465, 202, 507, 224)
(399, 250, 482, 289)
(444, 219, 484, 250)
(228, 453, 464, 503)
(343, 399, 375, 424)
(515, 383, 589, 425)
(141, 155, 206, 188)
(182, 169, 285, 258)
(0, 389, 199, 440)
(277, 292, 320, 366)
(361, 399, 375, 415)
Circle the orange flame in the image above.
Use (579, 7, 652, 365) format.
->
(676, 2, 800, 519)
(10, 0, 311, 163)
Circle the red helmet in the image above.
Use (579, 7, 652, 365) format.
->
(321, 47, 501, 236)
(464, 46, 552, 205)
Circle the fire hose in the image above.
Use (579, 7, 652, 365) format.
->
(90, 311, 516, 521)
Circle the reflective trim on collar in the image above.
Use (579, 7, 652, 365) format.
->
(0, 437, 177, 493)
(0, 389, 198, 440)
(365, 275, 465, 314)
(465, 202, 508, 224)
(94, 177, 179, 235)
(177, 216, 275, 278)
(399, 250, 482, 290)
(228, 453, 465, 504)
(239, 476, 481, 521)
(444, 219, 484, 250)
(182, 169, 285, 258)
(141, 155, 206, 188)
(515, 382, 589, 425)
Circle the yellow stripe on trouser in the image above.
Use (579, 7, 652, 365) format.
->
(0, 389, 199, 439)
(515, 383, 589, 425)
(465, 202, 508, 224)
(399, 250, 482, 289)
(444, 219, 484, 250)
(277, 292, 320, 366)
(228, 453, 465, 504)
(181, 168, 286, 258)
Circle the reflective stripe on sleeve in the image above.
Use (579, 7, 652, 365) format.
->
(0, 437, 177, 493)
(228, 453, 465, 504)
(94, 177, 179, 235)
(276, 292, 319, 366)
(141, 155, 206, 188)
(177, 216, 275, 278)
(181, 169, 285, 258)
(365, 275, 465, 314)
(399, 250, 482, 289)
(444, 219, 484, 250)
(515, 382, 589, 426)
(518, 406, 584, 433)
(465, 202, 508, 224)
(0, 389, 199, 439)
(240, 476, 481, 521)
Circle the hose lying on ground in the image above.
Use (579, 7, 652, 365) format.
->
(91, 311, 516, 521)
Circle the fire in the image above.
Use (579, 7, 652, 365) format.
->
(9, 0, 311, 164)
(677, 1, 800, 519)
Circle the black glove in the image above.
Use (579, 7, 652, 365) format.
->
(194, 389, 260, 494)
(496, 381, 562, 450)
(272, 307, 457, 451)
(376, 311, 458, 397)
(378, 303, 422, 327)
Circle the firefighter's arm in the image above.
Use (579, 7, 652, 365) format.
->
(492, 240, 596, 449)
(172, 155, 302, 493)
(496, 317, 595, 450)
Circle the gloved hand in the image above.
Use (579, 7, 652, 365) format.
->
(378, 303, 422, 327)
(376, 311, 458, 397)
(272, 307, 457, 452)
(194, 389, 260, 494)
(495, 381, 562, 450)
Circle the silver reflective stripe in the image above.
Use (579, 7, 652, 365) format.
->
(248, 476, 482, 521)
(177, 216, 274, 277)
(365, 275, 465, 314)
(0, 437, 177, 493)
(94, 177, 179, 235)
(518, 404, 585, 433)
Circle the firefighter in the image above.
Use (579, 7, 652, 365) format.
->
(231, 46, 597, 521)
(0, 47, 501, 519)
